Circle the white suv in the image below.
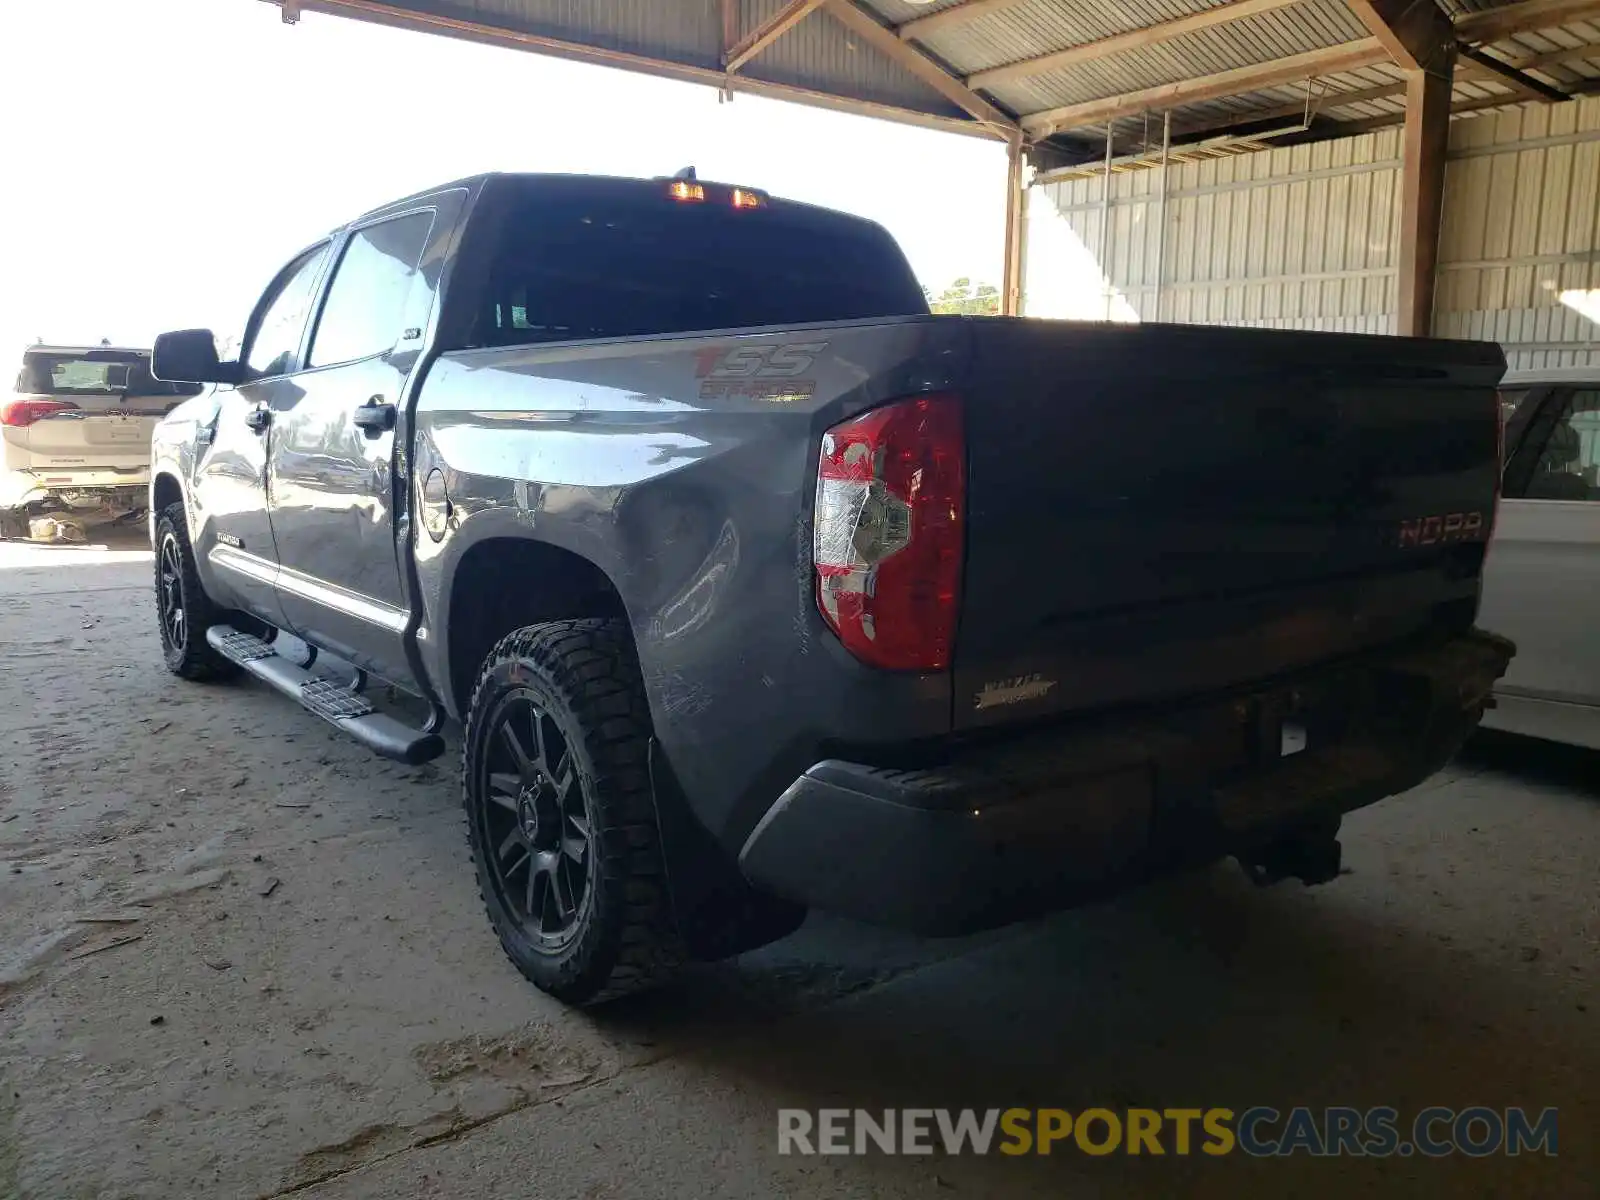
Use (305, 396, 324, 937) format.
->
(2, 344, 200, 537)
(1478, 367, 1600, 749)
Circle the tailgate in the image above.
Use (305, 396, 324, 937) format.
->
(953, 321, 1504, 730)
(15, 402, 158, 471)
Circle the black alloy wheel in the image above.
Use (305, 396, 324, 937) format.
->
(153, 501, 239, 681)
(158, 531, 188, 655)
(462, 619, 684, 1006)
(480, 691, 595, 946)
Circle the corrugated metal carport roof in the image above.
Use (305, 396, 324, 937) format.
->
(269, 0, 1600, 158)
(268, 0, 992, 134)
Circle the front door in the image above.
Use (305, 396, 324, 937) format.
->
(191, 243, 329, 624)
(266, 208, 438, 684)
(1483, 384, 1600, 710)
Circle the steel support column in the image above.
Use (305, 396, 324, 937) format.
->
(1349, 0, 1457, 337)
(1002, 134, 1025, 316)
(1397, 51, 1454, 336)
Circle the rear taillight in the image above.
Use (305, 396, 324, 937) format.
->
(1, 398, 78, 427)
(813, 393, 964, 671)
(1489, 392, 1505, 541)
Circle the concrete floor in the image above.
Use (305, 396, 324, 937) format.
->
(0, 532, 1594, 1199)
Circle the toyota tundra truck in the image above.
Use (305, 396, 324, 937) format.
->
(148, 171, 1514, 1006)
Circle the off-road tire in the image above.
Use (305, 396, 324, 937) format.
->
(463, 618, 684, 1006)
(154, 502, 240, 681)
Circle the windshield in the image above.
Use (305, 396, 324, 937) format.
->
(15, 351, 203, 398)
(464, 179, 929, 348)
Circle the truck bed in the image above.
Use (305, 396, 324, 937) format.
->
(953, 320, 1503, 728)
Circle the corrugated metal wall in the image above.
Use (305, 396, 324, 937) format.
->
(1025, 128, 1402, 333)
(1024, 95, 1600, 368)
(1435, 99, 1600, 370)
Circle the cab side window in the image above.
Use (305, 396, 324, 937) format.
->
(244, 246, 329, 379)
(1509, 388, 1600, 501)
(307, 212, 434, 369)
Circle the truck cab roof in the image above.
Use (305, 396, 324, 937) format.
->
(1501, 366, 1600, 386)
(346, 171, 850, 231)
(22, 344, 150, 358)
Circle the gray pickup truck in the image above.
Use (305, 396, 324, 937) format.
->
(150, 171, 1513, 1006)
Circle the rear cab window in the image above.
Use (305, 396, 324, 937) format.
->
(16, 350, 201, 400)
(452, 177, 928, 349)
(308, 211, 435, 368)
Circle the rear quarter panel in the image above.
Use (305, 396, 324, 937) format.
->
(412, 318, 965, 844)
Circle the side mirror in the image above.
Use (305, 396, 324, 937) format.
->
(152, 329, 239, 385)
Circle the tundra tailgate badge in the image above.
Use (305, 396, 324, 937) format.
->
(975, 673, 1057, 711)
(1398, 511, 1485, 548)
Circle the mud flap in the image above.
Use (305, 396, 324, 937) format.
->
(648, 740, 806, 961)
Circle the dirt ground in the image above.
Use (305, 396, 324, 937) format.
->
(0, 530, 1595, 1199)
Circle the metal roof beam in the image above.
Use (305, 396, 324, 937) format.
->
(724, 0, 825, 74)
(269, 0, 1008, 138)
(1173, 42, 1597, 138)
(1345, 0, 1454, 74)
(1021, 39, 1388, 137)
(969, 0, 1304, 91)
(1458, 44, 1571, 101)
(1455, 0, 1600, 43)
(824, 0, 1018, 131)
(1173, 78, 1408, 136)
(1517, 41, 1600, 70)
(1333, 87, 1528, 134)
(897, 0, 1025, 44)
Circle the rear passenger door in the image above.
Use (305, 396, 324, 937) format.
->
(1482, 385, 1600, 707)
(265, 205, 441, 685)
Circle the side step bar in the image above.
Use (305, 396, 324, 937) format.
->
(207, 625, 445, 765)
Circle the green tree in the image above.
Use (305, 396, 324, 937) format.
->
(925, 276, 1001, 316)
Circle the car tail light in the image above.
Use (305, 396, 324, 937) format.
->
(813, 394, 964, 671)
(1489, 393, 1505, 540)
(1, 398, 78, 427)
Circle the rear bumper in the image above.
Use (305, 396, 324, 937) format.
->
(3, 466, 150, 507)
(737, 630, 1515, 934)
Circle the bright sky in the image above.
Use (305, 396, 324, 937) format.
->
(0, 0, 1007, 363)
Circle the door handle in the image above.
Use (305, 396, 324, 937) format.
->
(244, 406, 271, 434)
(354, 395, 396, 437)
